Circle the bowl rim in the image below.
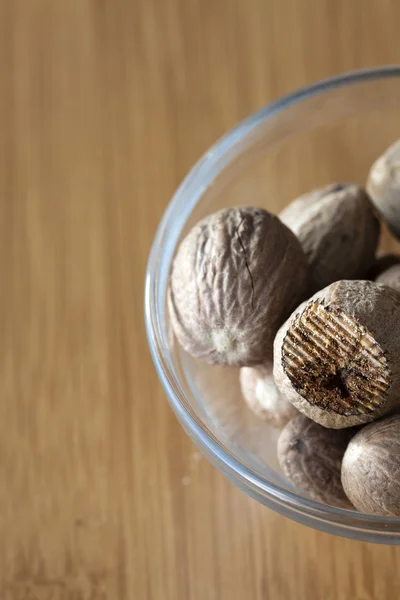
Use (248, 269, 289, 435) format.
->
(145, 66, 400, 538)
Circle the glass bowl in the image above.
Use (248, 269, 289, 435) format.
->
(145, 67, 400, 544)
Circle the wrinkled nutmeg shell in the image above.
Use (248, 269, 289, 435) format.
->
(274, 280, 400, 428)
(240, 364, 297, 428)
(279, 183, 380, 293)
(376, 263, 400, 292)
(278, 413, 355, 508)
(342, 415, 400, 516)
(169, 207, 308, 366)
(367, 139, 400, 240)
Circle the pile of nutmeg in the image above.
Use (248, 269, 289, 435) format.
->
(168, 138, 400, 517)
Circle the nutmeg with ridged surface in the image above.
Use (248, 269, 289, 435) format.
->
(274, 280, 400, 428)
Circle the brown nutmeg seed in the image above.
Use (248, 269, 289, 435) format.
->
(278, 413, 355, 508)
(341, 415, 400, 516)
(169, 207, 308, 366)
(376, 263, 400, 292)
(240, 364, 297, 428)
(279, 183, 380, 293)
(367, 253, 400, 280)
(367, 139, 400, 239)
(274, 280, 400, 428)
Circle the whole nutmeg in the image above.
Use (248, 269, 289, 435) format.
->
(342, 415, 400, 516)
(240, 364, 297, 428)
(274, 280, 400, 428)
(278, 413, 355, 508)
(376, 263, 400, 292)
(169, 207, 308, 366)
(367, 139, 400, 239)
(367, 253, 400, 280)
(279, 183, 380, 293)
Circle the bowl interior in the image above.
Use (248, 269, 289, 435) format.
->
(148, 70, 400, 541)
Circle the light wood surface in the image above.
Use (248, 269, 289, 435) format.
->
(2, 1, 400, 598)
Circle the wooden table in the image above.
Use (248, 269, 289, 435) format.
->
(2, 1, 400, 598)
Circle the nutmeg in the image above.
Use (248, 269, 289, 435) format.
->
(367, 253, 400, 280)
(274, 280, 400, 428)
(169, 207, 308, 366)
(375, 263, 400, 292)
(367, 139, 400, 239)
(278, 413, 355, 508)
(240, 364, 297, 428)
(279, 183, 380, 293)
(341, 414, 400, 516)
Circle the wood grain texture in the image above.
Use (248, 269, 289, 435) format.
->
(1, 0, 400, 598)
